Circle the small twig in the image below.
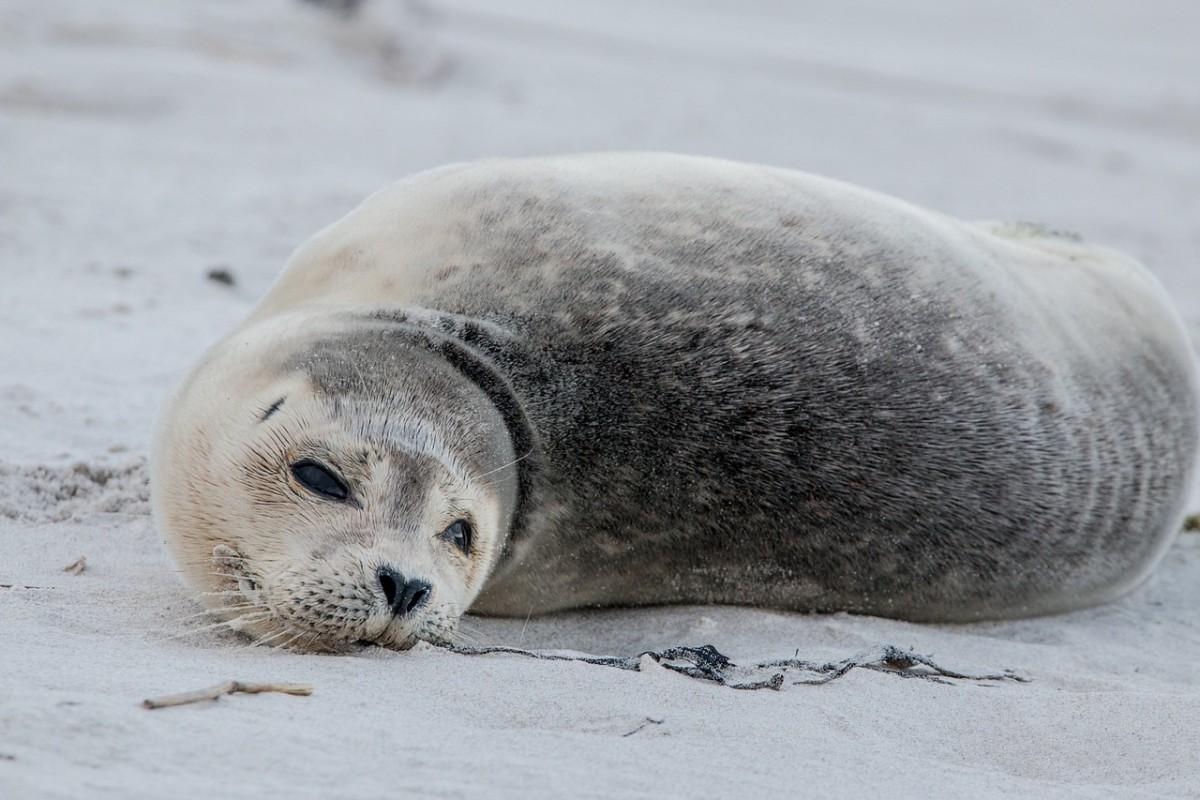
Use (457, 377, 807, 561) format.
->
(622, 717, 665, 737)
(142, 681, 313, 709)
(0, 583, 49, 590)
(62, 556, 87, 575)
(1183, 513, 1200, 532)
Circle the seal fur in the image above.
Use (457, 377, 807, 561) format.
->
(152, 153, 1200, 649)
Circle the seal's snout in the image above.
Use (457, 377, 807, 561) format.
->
(377, 566, 431, 617)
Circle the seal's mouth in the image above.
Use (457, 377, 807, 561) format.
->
(202, 544, 451, 652)
(206, 543, 329, 650)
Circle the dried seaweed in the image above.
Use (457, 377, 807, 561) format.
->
(622, 717, 665, 737)
(441, 642, 1027, 691)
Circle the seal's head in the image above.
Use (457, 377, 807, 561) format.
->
(151, 312, 519, 650)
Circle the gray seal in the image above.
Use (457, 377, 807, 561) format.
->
(152, 153, 1199, 650)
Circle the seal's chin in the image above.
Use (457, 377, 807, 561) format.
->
(203, 544, 457, 652)
(279, 614, 458, 653)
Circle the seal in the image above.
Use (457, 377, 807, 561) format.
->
(151, 153, 1199, 650)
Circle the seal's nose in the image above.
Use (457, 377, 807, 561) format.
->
(377, 566, 431, 617)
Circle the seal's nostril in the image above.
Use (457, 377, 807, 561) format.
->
(377, 566, 431, 617)
(404, 581, 431, 615)
(378, 567, 401, 609)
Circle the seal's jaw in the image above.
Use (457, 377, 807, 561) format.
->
(206, 541, 459, 652)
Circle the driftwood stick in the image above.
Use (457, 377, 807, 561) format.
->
(142, 681, 312, 709)
(62, 556, 87, 575)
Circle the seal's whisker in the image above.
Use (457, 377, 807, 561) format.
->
(162, 612, 274, 641)
(516, 607, 534, 645)
(454, 619, 485, 636)
(243, 632, 282, 650)
(178, 602, 269, 620)
(248, 625, 301, 649)
(447, 628, 482, 646)
(470, 449, 533, 485)
(275, 631, 308, 651)
(450, 617, 485, 639)
(179, 554, 248, 565)
(208, 572, 252, 582)
(171, 603, 260, 623)
(295, 631, 324, 652)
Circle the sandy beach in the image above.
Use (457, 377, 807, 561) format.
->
(2, 1, 1198, 796)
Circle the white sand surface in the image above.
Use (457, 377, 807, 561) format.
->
(2, 1, 1199, 797)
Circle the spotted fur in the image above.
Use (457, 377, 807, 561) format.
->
(153, 154, 1199, 649)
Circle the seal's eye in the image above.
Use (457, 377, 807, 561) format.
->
(440, 519, 472, 554)
(290, 460, 350, 502)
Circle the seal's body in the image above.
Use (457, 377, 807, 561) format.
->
(153, 154, 1198, 649)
